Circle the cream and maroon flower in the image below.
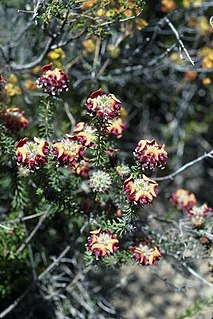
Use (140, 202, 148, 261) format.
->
(73, 122, 97, 147)
(171, 189, 197, 211)
(134, 139, 167, 171)
(86, 88, 121, 119)
(71, 158, 91, 177)
(52, 136, 84, 168)
(188, 203, 212, 217)
(89, 170, 112, 193)
(124, 174, 158, 206)
(106, 118, 126, 138)
(16, 137, 49, 171)
(130, 243, 161, 266)
(87, 228, 119, 259)
(0, 107, 29, 129)
(188, 203, 212, 228)
(36, 63, 69, 95)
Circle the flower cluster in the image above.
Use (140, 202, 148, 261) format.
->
(16, 137, 49, 171)
(198, 48, 213, 69)
(86, 88, 121, 119)
(0, 107, 29, 129)
(5, 74, 21, 97)
(71, 158, 91, 178)
(47, 48, 65, 61)
(171, 189, 197, 211)
(73, 122, 97, 147)
(188, 204, 212, 228)
(183, 0, 204, 8)
(36, 63, 69, 95)
(89, 170, 112, 193)
(116, 164, 131, 178)
(134, 139, 167, 171)
(171, 189, 212, 228)
(82, 0, 147, 32)
(106, 118, 126, 139)
(87, 228, 119, 259)
(52, 136, 84, 168)
(130, 243, 161, 266)
(124, 175, 158, 206)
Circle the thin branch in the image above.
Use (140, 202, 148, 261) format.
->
(164, 17, 195, 65)
(155, 150, 213, 181)
(64, 102, 76, 132)
(10, 37, 53, 71)
(0, 223, 12, 230)
(91, 11, 143, 28)
(16, 211, 48, 255)
(182, 261, 213, 288)
(0, 211, 44, 225)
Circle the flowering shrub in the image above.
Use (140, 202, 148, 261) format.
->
(0, 1, 212, 318)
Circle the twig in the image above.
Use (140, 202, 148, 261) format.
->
(11, 37, 53, 71)
(64, 102, 76, 132)
(38, 246, 70, 281)
(0, 211, 44, 224)
(155, 150, 213, 181)
(164, 17, 194, 65)
(182, 261, 213, 288)
(0, 223, 12, 230)
(16, 212, 48, 255)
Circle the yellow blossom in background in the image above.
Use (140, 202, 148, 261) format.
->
(161, 0, 176, 13)
(136, 18, 148, 30)
(5, 83, 21, 97)
(5, 73, 22, 97)
(8, 74, 18, 84)
(24, 80, 37, 90)
(32, 65, 41, 75)
(188, 17, 213, 36)
(81, 0, 96, 10)
(47, 48, 65, 61)
(198, 48, 213, 69)
(183, 0, 204, 8)
(82, 39, 96, 53)
(198, 17, 212, 36)
(202, 78, 211, 86)
(107, 44, 120, 58)
(170, 52, 184, 65)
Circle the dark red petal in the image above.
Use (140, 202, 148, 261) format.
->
(90, 88, 104, 98)
(41, 63, 53, 73)
(16, 137, 28, 148)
